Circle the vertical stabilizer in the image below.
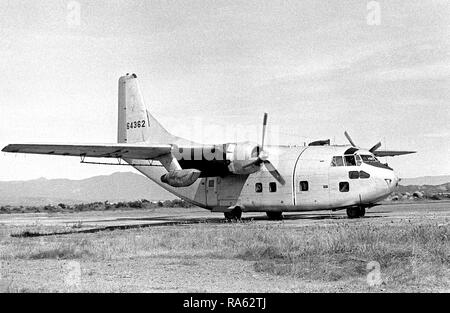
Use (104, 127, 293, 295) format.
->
(117, 73, 174, 144)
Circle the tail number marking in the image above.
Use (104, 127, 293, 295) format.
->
(127, 120, 146, 129)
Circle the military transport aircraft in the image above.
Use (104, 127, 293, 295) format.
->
(2, 74, 416, 220)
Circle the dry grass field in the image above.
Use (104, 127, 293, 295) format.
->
(0, 201, 449, 292)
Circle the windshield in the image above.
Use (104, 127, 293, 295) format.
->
(331, 155, 361, 167)
(359, 154, 393, 170)
(344, 155, 356, 166)
(360, 154, 379, 163)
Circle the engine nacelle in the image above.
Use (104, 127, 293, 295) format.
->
(161, 169, 201, 187)
(226, 142, 262, 175)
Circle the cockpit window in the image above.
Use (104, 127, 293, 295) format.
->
(344, 155, 356, 166)
(331, 153, 391, 170)
(331, 156, 344, 167)
(360, 155, 379, 163)
(359, 171, 370, 179)
(360, 154, 393, 170)
(331, 155, 364, 167)
(355, 155, 362, 166)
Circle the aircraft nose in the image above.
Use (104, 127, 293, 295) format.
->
(384, 171, 398, 190)
(393, 173, 399, 187)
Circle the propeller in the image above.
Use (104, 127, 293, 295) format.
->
(344, 131, 357, 147)
(344, 131, 382, 153)
(369, 141, 382, 153)
(243, 113, 286, 185)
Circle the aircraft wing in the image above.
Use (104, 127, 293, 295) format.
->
(1, 143, 173, 160)
(373, 150, 416, 157)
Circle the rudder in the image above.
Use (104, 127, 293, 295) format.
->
(118, 73, 174, 144)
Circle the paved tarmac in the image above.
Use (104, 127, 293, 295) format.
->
(0, 201, 448, 235)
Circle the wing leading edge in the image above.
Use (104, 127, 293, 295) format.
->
(1, 143, 172, 160)
(2, 143, 232, 178)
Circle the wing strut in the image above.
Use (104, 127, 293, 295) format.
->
(79, 157, 163, 167)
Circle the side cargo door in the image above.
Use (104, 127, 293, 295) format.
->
(205, 177, 218, 206)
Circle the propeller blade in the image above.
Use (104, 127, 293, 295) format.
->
(261, 112, 268, 151)
(241, 157, 262, 169)
(344, 131, 356, 147)
(264, 160, 286, 185)
(369, 141, 382, 153)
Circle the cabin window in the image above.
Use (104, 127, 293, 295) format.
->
(208, 179, 215, 188)
(300, 181, 309, 191)
(344, 155, 356, 166)
(349, 171, 359, 179)
(331, 156, 344, 167)
(339, 182, 349, 192)
(255, 183, 263, 193)
(359, 171, 370, 179)
(269, 182, 277, 192)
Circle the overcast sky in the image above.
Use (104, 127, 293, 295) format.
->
(0, 0, 449, 180)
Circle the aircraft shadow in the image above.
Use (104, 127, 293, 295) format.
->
(282, 213, 384, 220)
(11, 216, 227, 237)
(11, 213, 384, 237)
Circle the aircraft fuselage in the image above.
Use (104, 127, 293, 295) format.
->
(128, 144, 398, 213)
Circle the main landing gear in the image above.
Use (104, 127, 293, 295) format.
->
(266, 211, 283, 220)
(224, 207, 242, 221)
(346, 206, 366, 219)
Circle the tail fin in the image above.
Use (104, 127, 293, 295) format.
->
(118, 73, 174, 144)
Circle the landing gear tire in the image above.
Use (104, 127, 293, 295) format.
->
(224, 212, 234, 220)
(224, 207, 242, 221)
(359, 207, 366, 217)
(346, 207, 365, 218)
(266, 211, 283, 220)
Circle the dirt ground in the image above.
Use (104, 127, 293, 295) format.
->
(0, 201, 449, 293)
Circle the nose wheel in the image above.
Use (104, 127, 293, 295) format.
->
(346, 206, 366, 218)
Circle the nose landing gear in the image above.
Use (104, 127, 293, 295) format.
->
(346, 206, 366, 218)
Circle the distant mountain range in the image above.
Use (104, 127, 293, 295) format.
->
(396, 183, 450, 195)
(0, 172, 176, 206)
(0, 172, 448, 206)
(399, 175, 450, 186)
